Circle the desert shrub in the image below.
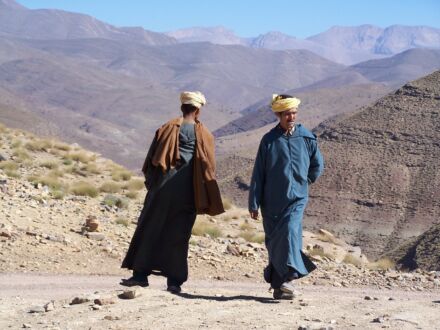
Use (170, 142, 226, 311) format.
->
(367, 257, 395, 270)
(0, 123, 7, 133)
(40, 160, 59, 169)
(64, 151, 95, 164)
(125, 191, 138, 199)
(63, 159, 73, 166)
(112, 169, 132, 181)
(11, 139, 23, 148)
(25, 139, 52, 152)
(342, 253, 363, 267)
(239, 221, 254, 231)
(239, 231, 265, 243)
(0, 161, 18, 171)
(47, 169, 64, 178)
(115, 217, 129, 227)
(51, 190, 65, 200)
(192, 221, 223, 238)
(123, 178, 144, 191)
(53, 141, 71, 151)
(70, 181, 98, 198)
(308, 247, 335, 260)
(84, 163, 101, 174)
(36, 176, 66, 191)
(12, 148, 31, 162)
(99, 181, 122, 193)
(102, 194, 129, 208)
(5, 170, 20, 178)
(222, 198, 233, 211)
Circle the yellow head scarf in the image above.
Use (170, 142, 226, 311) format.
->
(180, 91, 206, 108)
(271, 94, 301, 113)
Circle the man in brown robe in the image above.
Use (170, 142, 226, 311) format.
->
(121, 91, 224, 293)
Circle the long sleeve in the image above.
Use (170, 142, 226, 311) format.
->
(142, 131, 159, 190)
(306, 138, 324, 184)
(248, 140, 267, 211)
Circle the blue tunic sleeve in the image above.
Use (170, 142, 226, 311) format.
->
(248, 139, 266, 211)
(304, 137, 324, 184)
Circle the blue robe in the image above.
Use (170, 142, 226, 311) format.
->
(248, 124, 324, 282)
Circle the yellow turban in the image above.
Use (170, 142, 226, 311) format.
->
(180, 91, 206, 108)
(271, 94, 301, 113)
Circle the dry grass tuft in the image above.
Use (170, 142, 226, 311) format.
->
(222, 198, 233, 210)
(308, 247, 336, 260)
(122, 179, 144, 191)
(40, 160, 59, 169)
(99, 181, 122, 193)
(192, 221, 223, 238)
(115, 217, 130, 227)
(12, 148, 31, 162)
(367, 257, 395, 270)
(0, 161, 18, 171)
(125, 191, 138, 199)
(5, 170, 20, 178)
(111, 169, 132, 182)
(70, 181, 98, 198)
(239, 231, 265, 243)
(65, 151, 95, 164)
(102, 194, 129, 208)
(25, 139, 53, 152)
(342, 253, 363, 267)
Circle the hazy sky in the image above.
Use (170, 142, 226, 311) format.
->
(18, 0, 440, 38)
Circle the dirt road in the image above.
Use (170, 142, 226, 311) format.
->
(1, 273, 439, 329)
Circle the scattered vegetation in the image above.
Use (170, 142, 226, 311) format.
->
(115, 217, 130, 227)
(99, 181, 122, 193)
(122, 178, 144, 191)
(342, 253, 363, 267)
(40, 160, 59, 169)
(239, 231, 265, 243)
(192, 220, 223, 238)
(0, 161, 18, 171)
(222, 198, 233, 211)
(12, 148, 31, 162)
(367, 257, 395, 270)
(111, 169, 132, 181)
(102, 194, 129, 208)
(25, 139, 53, 152)
(64, 151, 96, 164)
(125, 191, 138, 199)
(308, 246, 336, 260)
(69, 181, 98, 198)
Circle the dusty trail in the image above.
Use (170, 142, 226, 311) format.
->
(1, 273, 439, 329)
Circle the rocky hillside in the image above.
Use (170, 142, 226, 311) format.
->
(4, 120, 435, 281)
(384, 224, 440, 271)
(307, 70, 440, 258)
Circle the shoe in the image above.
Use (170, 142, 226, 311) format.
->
(120, 277, 149, 288)
(167, 285, 182, 294)
(280, 281, 295, 294)
(273, 288, 294, 300)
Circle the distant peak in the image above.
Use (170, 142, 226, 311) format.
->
(0, 0, 26, 10)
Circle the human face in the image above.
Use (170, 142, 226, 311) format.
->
(278, 108, 298, 131)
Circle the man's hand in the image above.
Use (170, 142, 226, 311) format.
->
(249, 209, 259, 220)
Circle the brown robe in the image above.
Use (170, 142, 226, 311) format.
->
(142, 117, 224, 216)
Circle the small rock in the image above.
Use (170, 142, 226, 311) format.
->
(119, 289, 141, 299)
(94, 297, 116, 306)
(91, 305, 102, 310)
(28, 306, 45, 313)
(372, 317, 385, 323)
(364, 295, 373, 300)
(22, 324, 32, 329)
(70, 297, 90, 305)
(44, 301, 55, 312)
(104, 315, 121, 321)
(86, 232, 105, 241)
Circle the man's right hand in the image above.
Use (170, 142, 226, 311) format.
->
(249, 210, 259, 220)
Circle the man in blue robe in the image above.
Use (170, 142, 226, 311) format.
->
(248, 94, 324, 300)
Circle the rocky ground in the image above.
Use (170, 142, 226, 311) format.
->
(1, 122, 440, 329)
